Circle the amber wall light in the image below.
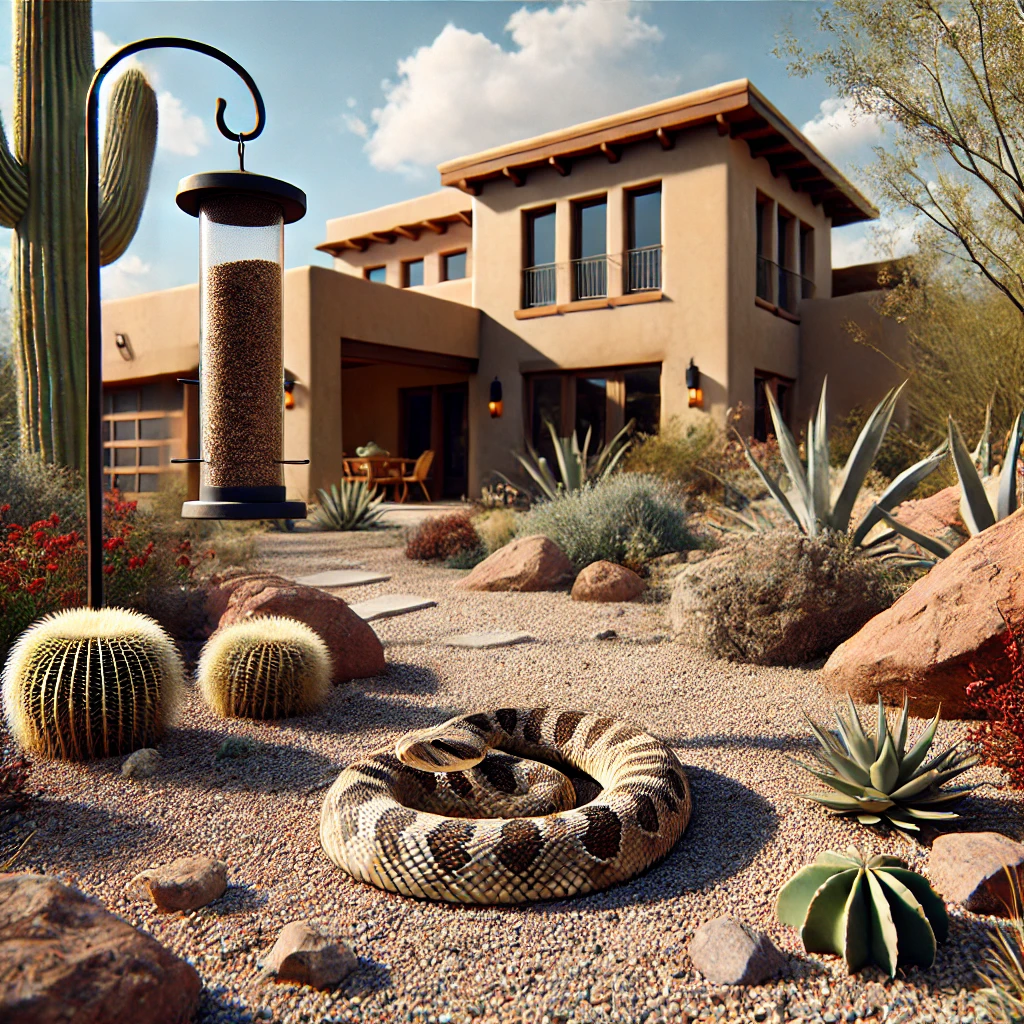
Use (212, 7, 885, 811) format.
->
(488, 376, 503, 418)
(284, 379, 296, 410)
(686, 358, 703, 409)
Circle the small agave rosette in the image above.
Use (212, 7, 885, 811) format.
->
(777, 847, 948, 976)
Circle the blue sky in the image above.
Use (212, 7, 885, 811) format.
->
(0, 1, 897, 299)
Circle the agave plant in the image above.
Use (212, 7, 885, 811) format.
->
(791, 694, 980, 832)
(738, 379, 946, 547)
(777, 847, 948, 976)
(505, 419, 633, 501)
(312, 480, 385, 531)
(876, 409, 1024, 561)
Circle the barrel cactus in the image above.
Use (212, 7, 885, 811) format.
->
(777, 847, 948, 975)
(2, 607, 184, 760)
(198, 617, 332, 720)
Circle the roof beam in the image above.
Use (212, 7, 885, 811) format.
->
(600, 142, 621, 163)
(456, 178, 480, 197)
(748, 139, 790, 157)
(735, 123, 779, 142)
(656, 127, 674, 150)
(365, 232, 395, 245)
(420, 219, 447, 235)
(454, 211, 472, 226)
(715, 113, 732, 136)
(548, 156, 571, 176)
(392, 225, 420, 241)
(503, 166, 526, 187)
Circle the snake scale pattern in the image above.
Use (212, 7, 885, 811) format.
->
(319, 707, 692, 904)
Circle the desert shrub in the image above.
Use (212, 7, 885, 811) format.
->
(521, 473, 696, 572)
(621, 414, 720, 494)
(0, 733, 30, 819)
(474, 508, 518, 554)
(967, 628, 1024, 788)
(0, 447, 84, 530)
(405, 512, 481, 562)
(674, 530, 900, 666)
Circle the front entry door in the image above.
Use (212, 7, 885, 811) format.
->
(440, 384, 468, 499)
(399, 383, 469, 499)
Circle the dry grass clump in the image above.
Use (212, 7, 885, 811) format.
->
(473, 508, 518, 554)
(674, 530, 899, 666)
(405, 512, 481, 562)
(622, 414, 720, 494)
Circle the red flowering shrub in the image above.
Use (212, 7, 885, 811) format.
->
(0, 737, 31, 818)
(0, 491, 216, 655)
(967, 627, 1024, 788)
(405, 512, 481, 562)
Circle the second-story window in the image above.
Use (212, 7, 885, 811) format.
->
(402, 259, 424, 288)
(756, 193, 774, 304)
(799, 224, 815, 299)
(776, 207, 798, 314)
(442, 250, 467, 281)
(626, 185, 661, 293)
(572, 196, 607, 300)
(365, 265, 386, 284)
(523, 206, 556, 308)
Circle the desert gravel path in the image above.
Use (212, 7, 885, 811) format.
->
(2, 527, 1013, 1024)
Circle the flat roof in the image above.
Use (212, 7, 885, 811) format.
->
(318, 189, 472, 256)
(438, 79, 877, 227)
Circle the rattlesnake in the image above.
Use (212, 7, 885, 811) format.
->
(319, 707, 692, 904)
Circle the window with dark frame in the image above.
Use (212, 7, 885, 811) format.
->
(753, 371, 793, 442)
(756, 193, 773, 303)
(401, 259, 424, 288)
(442, 250, 467, 281)
(523, 206, 556, 308)
(571, 196, 608, 300)
(799, 224, 815, 299)
(365, 265, 386, 284)
(626, 185, 662, 293)
(102, 381, 184, 494)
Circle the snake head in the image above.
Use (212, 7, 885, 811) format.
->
(395, 734, 484, 773)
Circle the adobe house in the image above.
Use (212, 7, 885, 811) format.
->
(101, 79, 904, 502)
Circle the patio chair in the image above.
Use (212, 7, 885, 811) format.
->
(400, 450, 435, 503)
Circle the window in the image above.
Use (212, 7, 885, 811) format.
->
(756, 193, 774, 303)
(523, 206, 556, 308)
(572, 196, 607, 299)
(365, 265, 386, 284)
(776, 207, 798, 313)
(401, 259, 424, 288)
(623, 366, 661, 435)
(102, 382, 185, 494)
(753, 372, 793, 442)
(799, 224, 815, 299)
(626, 185, 661, 292)
(442, 250, 467, 281)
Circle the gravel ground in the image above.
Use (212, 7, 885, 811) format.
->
(3, 524, 1016, 1024)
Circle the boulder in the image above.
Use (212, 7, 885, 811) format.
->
(822, 507, 1024, 718)
(456, 535, 574, 592)
(216, 574, 385, 683)
(571, 561, 645, 602)
(130, 855, 227, 913)
(261, 921, 358, 989)
(688, 917, 787, 986)
(0, 872, 201, 1024)
(121, 748, 161, 779)
(889, 484, 968, 550)
(927, 832, 1024, 916)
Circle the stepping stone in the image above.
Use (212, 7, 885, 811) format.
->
(347, 594, 437, 622)
(443, 631, 534, 650)
(294, 569, 391, 588)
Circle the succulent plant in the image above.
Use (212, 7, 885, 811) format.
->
(1, 607, 183, 760)
(738, 379, 947, 548)
(312, 480, 385, 531)
(503, 419, 634, 501)
(199, 616, 332, 720)
(791, 694, 979, 832)
(877, 409, 1023, 561)
(777, 847, 948, 975)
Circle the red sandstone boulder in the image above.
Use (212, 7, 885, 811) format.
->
(821, 506, 1024, 718)
(0, 873, 201, 1024)
(217, 575, 385, 683)
(130, 855, 227, 913)
(571, 561, 645, 602)
(456, 535, 575, 592)
(889, 484, 968, 550)
(927, 832, 1024, 916)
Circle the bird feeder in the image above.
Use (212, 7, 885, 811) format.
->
(174, 170, 307, 519)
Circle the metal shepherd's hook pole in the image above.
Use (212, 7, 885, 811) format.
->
(85, 38, 266, 608)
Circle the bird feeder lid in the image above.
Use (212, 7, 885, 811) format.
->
(175, 170, 306, 224)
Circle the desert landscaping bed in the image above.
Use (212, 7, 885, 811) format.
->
(2, 526, 1013, 1024)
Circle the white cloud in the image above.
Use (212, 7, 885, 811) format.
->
(342, 114, 369, 139)
(94, 30, 143, 74)
(355, 1, 676, 174)
(831, 210, 918, 268)
(801, 96, 884, 165)
(346, 97, 358, 109)
(101, 253, 152, 299)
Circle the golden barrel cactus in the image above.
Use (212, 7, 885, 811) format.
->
(198, 617, 332, 720)
(2, 607, 184, 760)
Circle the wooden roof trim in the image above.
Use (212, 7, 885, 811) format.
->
(317, 209, 472, 256)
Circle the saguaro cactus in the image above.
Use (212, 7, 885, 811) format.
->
(0, 0, 157, 467)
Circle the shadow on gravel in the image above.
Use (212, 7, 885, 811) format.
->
(201, 881, 269, 917)
(941, 793, 1024, 840)
(341, 955, 393, 998)
(662, 731, 812, 754)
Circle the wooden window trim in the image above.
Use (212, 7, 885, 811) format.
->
(440, 248, 468, 282)
(363, 264, 387, 281)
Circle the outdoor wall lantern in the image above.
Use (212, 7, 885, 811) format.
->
(686, 359, 703, 409)
(85, 37, 308, 607)
(488, 376, 504, 418)
(283, 379, 297, 410)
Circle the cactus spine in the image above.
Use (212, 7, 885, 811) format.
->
(199, 617, 333, 720)
(2, 1, 157, 467)
(2, 607, 184, 760)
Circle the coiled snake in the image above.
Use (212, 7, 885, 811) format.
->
(319, 707, 692, 904)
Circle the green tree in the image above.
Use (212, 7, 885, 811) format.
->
(0, 0, 157, 468)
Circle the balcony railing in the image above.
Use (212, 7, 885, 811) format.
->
(572, 255, 608, 300)
(756, 254, 776, 303)
(625, 245, 662, 292)
(522, 263, 556, 308)
(757, 256, 814, 312)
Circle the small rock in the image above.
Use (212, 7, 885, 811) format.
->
(927, 831, 1024, 915)
(456, 535, 574, 592)
(130, 854, 228, 912)
(262, 920, 358, 989)
(592, 629, 618, 641)
(688, 917, 787, 986)
(121, 747, 161, 778)
(216, 737, 257, 761)
(571, 561, 645, 602)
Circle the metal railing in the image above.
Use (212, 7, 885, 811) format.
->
(801, 274, 815, 300)
(625, 245, 662, 292)
(522, 263, 557, 308)
(757, 256, 814, 312)
(572, 254, 608, 300)
(756, 255, 776, 303)
(777, 266, 803, 314)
